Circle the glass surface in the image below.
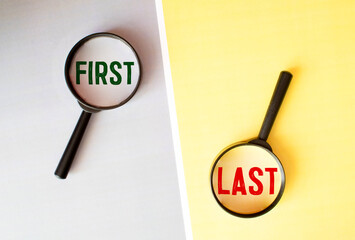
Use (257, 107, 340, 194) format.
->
(68, 35, 140, 108)
(211, 144, 283, 215)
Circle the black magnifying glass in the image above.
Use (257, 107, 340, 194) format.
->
(55, 32, 141, 179)
(210, 71, 292, 217)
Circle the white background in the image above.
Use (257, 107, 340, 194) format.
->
(0, 0, 187, 239)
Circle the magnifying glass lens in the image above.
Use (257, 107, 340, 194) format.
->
(55, 33, 141, 179)
(67, 35, 140, 109)
(211, 144, 284, 215)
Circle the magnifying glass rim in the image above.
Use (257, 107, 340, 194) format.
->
(64, 32, 142, 111)
(210, 142, 286, 218)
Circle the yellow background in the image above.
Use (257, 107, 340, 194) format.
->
(162, 0, 355, 239)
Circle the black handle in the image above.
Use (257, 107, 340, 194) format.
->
(258, 71, 292, 141)
(55, 110, 92, 179)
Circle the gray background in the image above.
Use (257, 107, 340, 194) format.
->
(0, 0, 186, 239)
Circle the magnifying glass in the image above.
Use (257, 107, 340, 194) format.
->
(210, 71, 292, 217)
(55, 32, 141, 179)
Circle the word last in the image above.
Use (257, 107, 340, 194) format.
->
(76, 61, 134, 85)
(218, 167, 278, 195)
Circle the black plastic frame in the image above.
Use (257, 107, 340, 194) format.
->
(210, 142, 286, 218)
(64, 32, 142, 111)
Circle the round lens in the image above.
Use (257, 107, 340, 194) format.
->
(65, 33, 140, 110)
(211, 144, 285, 217)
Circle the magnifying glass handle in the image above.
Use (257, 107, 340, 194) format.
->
(258, 71, 292, 141)
(55, 110, 92, 179)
